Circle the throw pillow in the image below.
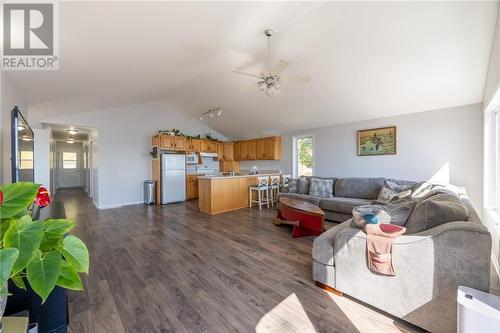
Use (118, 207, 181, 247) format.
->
(297, 177, 310, 194)
(309, 178, 333, 198)
(377, 187, 411, 203)
(381, 200, 417, 226)
(405, 193, 469, 234)
(385, 180, 413, 193)
(288, 178, 298, 193)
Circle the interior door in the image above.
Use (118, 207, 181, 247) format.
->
(57, 150, 82, 188)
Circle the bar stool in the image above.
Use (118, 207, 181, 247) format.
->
(279, 174, 291, 193)
(249, 176, 270, 210)
(268, 175, 281, 206)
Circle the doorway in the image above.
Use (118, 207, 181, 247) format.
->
(57, 149, 82, 188)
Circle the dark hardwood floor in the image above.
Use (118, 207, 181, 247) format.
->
(59, 189, 423, 333)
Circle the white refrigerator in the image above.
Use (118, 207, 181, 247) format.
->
(161, 153, 186, 204)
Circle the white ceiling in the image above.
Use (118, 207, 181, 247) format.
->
(10, 1, 499, 138)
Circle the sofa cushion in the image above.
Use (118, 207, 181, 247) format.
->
(405, 193, 469, 234)
(306, 176, 337, 194)
(277, 192, 321, 206)
(334, 177, 385, 199)
(309, 178, 334, 198)
(319, 197, 372, 214)
(297, 177, 310, 194)
(382, 200, 417, 226)
(288, 178, 298, 193)
(376, 187, 412, 203)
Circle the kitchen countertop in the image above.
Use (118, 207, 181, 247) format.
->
(198, 172, 281, 180)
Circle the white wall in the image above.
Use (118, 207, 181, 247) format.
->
(1, 73, 27, 184)
(484, 5, 500, 109)
(33, 127, 51, 190)
(241, 103, 483, 211)
(39, 101, 226, 208)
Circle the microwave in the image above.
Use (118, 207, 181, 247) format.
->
(186, 154, 198, 164)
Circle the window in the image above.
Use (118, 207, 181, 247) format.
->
(19, 150, 33, 169)
(293, 135, 314, 177)
(62, 152, 78, 169)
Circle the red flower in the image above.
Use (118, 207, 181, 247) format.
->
(0, 191, 3, 205)
(35, 187, 51, 208)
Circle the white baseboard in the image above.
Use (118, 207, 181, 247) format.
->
(96, 201, 143, 210)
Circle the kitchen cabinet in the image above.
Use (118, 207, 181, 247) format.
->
(186, 175, 200, 200)
(256, 137, 281, 160)
(235, 136, 281, 161)
(239, 140, 256, 160)
(201, 140, 217, 153)
(223, 142, 234, 161)
(187, 139, 201, 152)
(217, 142, 224, 160)
(233, 142, 241, 161)
(160, 135, 175, 149)
(155, 135, 187, 151)
(174, 136, 187, 150)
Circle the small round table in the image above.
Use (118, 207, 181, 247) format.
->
(274, 197, 325, 238)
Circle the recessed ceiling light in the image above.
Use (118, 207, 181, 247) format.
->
(67, 129, 78, 135)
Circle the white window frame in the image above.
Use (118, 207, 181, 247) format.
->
(495, 109, 500, 209)
(292, 134, 315, 178)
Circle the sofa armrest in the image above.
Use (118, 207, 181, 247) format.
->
(312, 220, 351, 266)
(333, 221, 491, 333)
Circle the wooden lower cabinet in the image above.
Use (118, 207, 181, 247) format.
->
(186, 175, 199, 200)
(199, 176, 258, 214)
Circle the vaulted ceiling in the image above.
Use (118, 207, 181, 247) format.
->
(10, 1, 499, 138)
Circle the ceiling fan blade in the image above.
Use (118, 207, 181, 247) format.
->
(271, 60, 290, 74)
(292, 76, 311, 83)
(233, 70, 262, 79)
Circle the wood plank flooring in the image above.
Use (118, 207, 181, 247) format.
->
(59, 189, 424, 333)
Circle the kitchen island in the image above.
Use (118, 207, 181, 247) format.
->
(198, 172, 281, 215)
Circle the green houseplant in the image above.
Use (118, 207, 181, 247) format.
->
(0, 182, 89, 323)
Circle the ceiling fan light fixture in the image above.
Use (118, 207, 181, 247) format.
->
(17, 124, 25, 131)
(67, 129, 78, 135)
(66, 137, 75, 144)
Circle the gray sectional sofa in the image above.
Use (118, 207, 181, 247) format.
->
(280, 177, 491, 333)
(278, 177, 415, 222)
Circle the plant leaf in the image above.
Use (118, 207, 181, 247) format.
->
(11, 273, 26, 290)
(0, 183, 39, 219)
(61, 236, 89, 274)
(0, 248, 19, 287)
(40, 235, 60, 252)
(3, 219, 44, 275)
(26, 250, 62, 303)
(43, 219, 75, 239)
(56, 261, 83, 291)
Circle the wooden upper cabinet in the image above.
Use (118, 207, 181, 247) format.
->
(247, 140, 256, 160)
(174, 136, 187, 150)
(234, 137, 281, 161)
(216, 142, 224, 160)
(160, 135, 175, 149)
(187, 139, 201, 152)
(201, 140, 217, 153)
(256, 137, 279, 160)
(223, 142, 234, 161)
(239, 140, 256, 160)
(234, 141, 241, 161)
(256, 139, 266, 160)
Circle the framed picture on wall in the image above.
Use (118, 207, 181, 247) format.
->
(357, 126, 396, 156)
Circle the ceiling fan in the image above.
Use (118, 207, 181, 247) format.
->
(233, 29, 311, 96)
